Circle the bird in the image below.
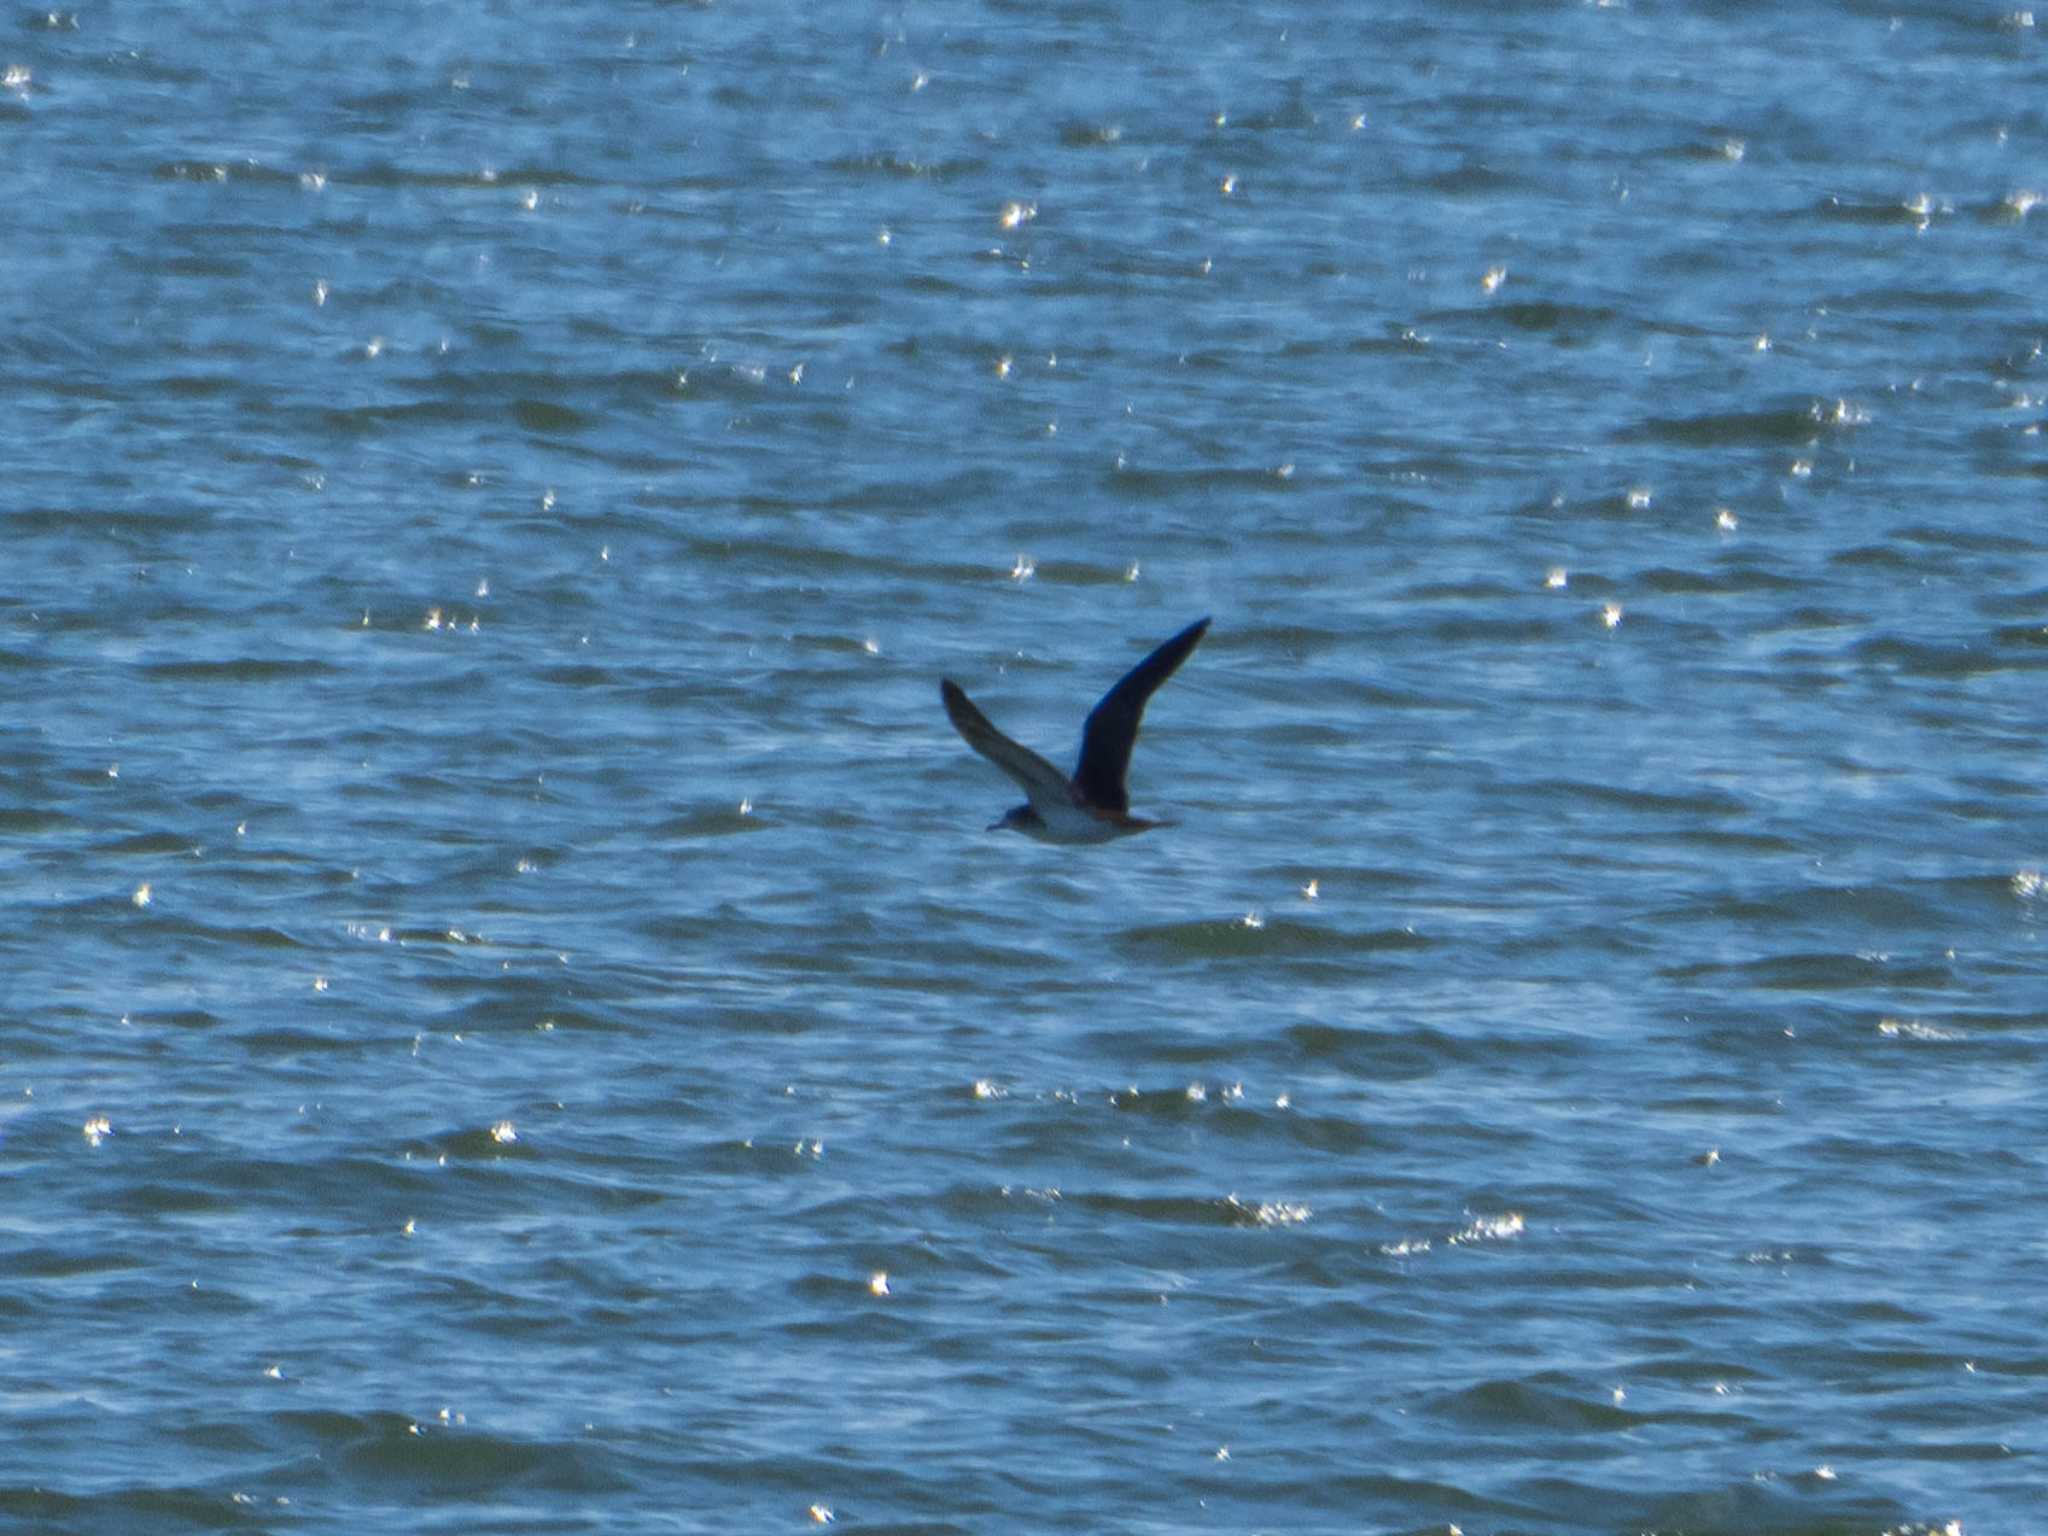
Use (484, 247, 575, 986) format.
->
(941, 616, 1211, 842)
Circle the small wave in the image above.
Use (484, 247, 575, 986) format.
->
(1071, 1189, 1311, 1230)
(1438, 1373, 1626, 1432)
(1622, 402, 1835, 448)
(1659, 952, 1951, 990)
(1116, 918, 1429, 961)
(143, 657, 340, 683)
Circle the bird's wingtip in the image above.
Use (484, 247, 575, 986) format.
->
(940, 677, 978, 728)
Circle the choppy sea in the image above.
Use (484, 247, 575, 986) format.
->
(5, 2, 2047, 1531)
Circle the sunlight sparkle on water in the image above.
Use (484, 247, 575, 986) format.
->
(1878, 1017, 1958, 1042)
(1450, 1212, 1524, 1244)
(1228, 1193, 1310, 1227)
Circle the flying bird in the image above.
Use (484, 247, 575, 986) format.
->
(941, 616, 1211, 842)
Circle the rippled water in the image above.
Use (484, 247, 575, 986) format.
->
(6, 2, 2046, 1532)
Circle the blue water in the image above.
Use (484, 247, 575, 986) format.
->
(5, 2, 2045, 1531)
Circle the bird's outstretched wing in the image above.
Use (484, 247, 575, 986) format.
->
(942, 679, 1077, 816)
(1072, 616, 1210, 813)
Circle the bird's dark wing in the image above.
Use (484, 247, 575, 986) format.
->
(1071, 616, 1210, 812)
(941, 679, 1077, 816)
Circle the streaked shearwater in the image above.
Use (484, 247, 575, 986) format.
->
(941, 616, 1211, 843)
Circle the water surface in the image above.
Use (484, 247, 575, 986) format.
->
(5, 2, 2045, 1531)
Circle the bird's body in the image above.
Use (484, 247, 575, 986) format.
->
(941, 617, 1210, 843)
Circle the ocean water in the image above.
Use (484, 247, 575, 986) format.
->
(4, 2, 2046, 1531)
